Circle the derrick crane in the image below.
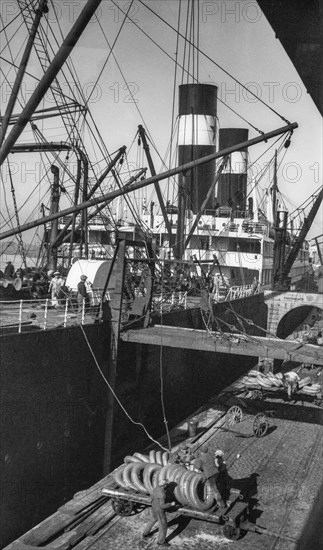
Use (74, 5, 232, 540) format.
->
(312, 234, 323, 265)
(272, 186, 323, 289)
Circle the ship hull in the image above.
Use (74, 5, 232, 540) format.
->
(0, 323, 110, 547)
(1, 293, 267, 546)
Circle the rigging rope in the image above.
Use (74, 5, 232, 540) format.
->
(110, 0, 266, 134)
(137, 0, 290, 125)
(222, 303, 283, 340)
(85, 0, 135, 107)
(168, 0, 182, 180)
(80, 316, 169, 452)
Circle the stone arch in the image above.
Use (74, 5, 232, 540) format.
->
(276, 305, 322, 339)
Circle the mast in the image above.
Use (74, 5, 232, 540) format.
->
(271, 207, 288, 289)
(80, 156, 89, 259)
(0, 0, 49, 146)
(0, 0, 103, 166)
(272, 149, 278, 221)
(184, 156, 228, 249)
(48, 166, 60, 270)
(137, 125, 173, 245)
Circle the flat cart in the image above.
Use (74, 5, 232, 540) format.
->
(242, 383, 323, 407)
(102, 486, 250, 541)
(225, 404, 271, 438)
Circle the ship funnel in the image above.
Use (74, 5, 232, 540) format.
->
(178, 84, 217, 214)
(217, 128, 249, 213)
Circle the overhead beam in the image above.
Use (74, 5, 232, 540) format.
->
(120, 325, 323, 365)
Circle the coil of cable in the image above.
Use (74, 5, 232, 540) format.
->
(112, 461, 216, 511)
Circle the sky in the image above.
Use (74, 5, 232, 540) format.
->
(0, 0, 322, 249)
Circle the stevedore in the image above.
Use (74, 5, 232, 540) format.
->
(142, 481, 175, 547)
(77, 274, 89, 314)
(283, 371, 300, 399)
(49, 271, 61, 308)
(4, 261, 15, 279)
(192, 445, 226, 508)
(214, 449, 230, 503)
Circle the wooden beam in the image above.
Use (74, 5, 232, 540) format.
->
(103, 239, 126, 475)
(120, 326, 323, 365)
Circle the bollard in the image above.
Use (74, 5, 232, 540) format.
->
(188, 416, 199, 437)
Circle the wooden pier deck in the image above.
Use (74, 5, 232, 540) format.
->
(4, 375, 323, 550)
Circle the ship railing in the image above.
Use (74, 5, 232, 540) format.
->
(241, 221, 269, 235)
(152, 291, 188, 312)
(0, 296, 104, 333)
(224, 284, 260, 301)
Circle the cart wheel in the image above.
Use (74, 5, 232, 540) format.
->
(251, 389, 263, 401)
(112, 498, 134, 516)
(226, 405, 243, 426)
(253, 413, 269, 437)
(223, 524, 241, 540)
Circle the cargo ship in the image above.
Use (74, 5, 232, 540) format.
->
(0, 0, 320, 546)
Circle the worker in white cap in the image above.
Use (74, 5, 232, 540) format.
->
(192, 446, 226, 508)
(283, 371, 300, 399)
(49, 271, 61, 307)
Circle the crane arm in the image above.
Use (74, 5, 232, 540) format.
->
(282, 186, 323, 280)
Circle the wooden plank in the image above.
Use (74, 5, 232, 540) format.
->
(120, 326, 323, 365)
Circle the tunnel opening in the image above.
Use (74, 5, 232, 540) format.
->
(276, 306, 322, 339)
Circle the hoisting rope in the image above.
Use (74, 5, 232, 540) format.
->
(80, 323, 169, 452)
(159, 265, 172, 452)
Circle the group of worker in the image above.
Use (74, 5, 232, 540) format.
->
(143, 445, 228, 546)
(2, 262, 93, 314)
(47, 270, 92, 314)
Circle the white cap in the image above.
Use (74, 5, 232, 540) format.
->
(215, 450, 224, 457)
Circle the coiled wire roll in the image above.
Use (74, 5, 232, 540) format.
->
(113, 458, 216, 511)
